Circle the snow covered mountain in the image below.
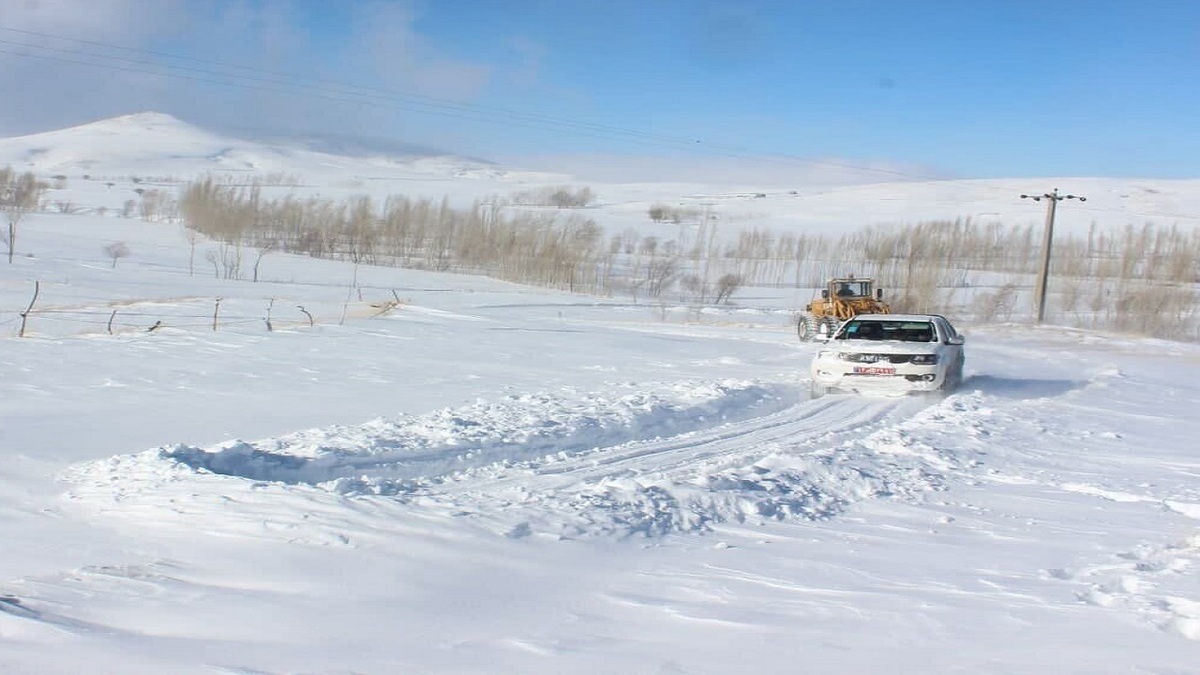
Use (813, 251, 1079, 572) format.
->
(0, 111, 568, 188)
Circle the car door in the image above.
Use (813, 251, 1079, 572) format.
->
(935, 317, 964, 365)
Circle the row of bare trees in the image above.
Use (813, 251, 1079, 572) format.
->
(180, 178, 622, 294)
(701, 217, 1198, 339)
(8, 162, 1193, 339)
(178, 176, 747, 305)
(611, 213, 1198, 337)
(648, 203, 703, 224)
(508, 185, 596, 209)
(172, 174, 1198, 339)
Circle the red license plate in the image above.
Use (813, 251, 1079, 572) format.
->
(853, 366, 895, 375)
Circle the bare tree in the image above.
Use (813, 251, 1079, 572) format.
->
(216, 242, 242, 279)
(185, 228, 201, 276)
(104, 241, 131, 268)
(139, 188, 165, 221)
(204, 249, 220, 278)
(2, 169, 46, 263)
(253, 239, 277, 282)
(548, 186, 595, 209)
(714, 273, 744, 304)
(680, 274, 706, 302)
(512, 185, 596, 209)
(644, 256, 680, 298)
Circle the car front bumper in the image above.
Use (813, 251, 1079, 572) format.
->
(811, 363, 946, 394)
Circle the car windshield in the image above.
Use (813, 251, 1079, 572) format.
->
(838, 320, 935, 342)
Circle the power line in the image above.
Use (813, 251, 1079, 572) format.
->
(0, 27, 703, 151)
(0, 43, 710, 153)
(0, 25, 965, 184)
(1, 24, 1193, 222)
(0, 33, 766, 158)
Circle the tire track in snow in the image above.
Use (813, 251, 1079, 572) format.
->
(410, 394, 945, 537)
(528, 395, 909, 482)
(429, 393, 923, 499)
(62, 381, 953, 539)
(167, 380, 801, 487)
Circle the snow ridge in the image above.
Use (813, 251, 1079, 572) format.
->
(166, 379, 790, 485)
(61, 381, 995, 540)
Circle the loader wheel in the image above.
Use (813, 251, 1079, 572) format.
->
(822, 316, 840, 337)
(796, 314, 822, 341)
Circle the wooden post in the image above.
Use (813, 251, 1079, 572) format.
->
(18, 281, 39, 337)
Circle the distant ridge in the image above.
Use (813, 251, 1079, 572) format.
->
(0, 111, 566, 185)
(0, 112, 1195, 234)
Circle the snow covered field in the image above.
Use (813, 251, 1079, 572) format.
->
(2, 116, 1200, 673)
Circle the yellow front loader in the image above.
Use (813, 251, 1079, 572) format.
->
(796, 276, 891, 341)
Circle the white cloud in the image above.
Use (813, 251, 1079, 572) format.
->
(0, 0, 186, 38)
(0, 0, 494, 141)
(347, 1, 491, 101)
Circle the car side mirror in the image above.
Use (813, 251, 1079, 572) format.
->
(947, 335, 965, 345)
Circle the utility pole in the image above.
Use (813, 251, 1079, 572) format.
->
(1020, 188, 1086, 323)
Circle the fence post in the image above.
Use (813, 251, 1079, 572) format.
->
(17, 281, 39, 337)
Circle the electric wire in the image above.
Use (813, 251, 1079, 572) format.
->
(0, 26, 1195, 223)
(0, 26, 720, 149)
(0, 39, 782, 161)
(0, 26, 965, 182)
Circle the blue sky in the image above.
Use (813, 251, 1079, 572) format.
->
(0, 0, 1196, 181)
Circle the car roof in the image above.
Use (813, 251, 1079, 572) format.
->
(848, 314, 945, 322)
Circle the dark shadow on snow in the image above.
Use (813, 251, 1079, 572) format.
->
(960, 374, 1086, 400)
(163, 383, 802, 493)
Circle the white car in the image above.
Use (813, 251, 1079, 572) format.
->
(809, 314, 965, 397)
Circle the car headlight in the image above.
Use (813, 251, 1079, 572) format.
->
(909, 354, 939, 365)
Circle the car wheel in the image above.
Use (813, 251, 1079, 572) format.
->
(810, 380, 829, 399)
(940, 358, 964, 392)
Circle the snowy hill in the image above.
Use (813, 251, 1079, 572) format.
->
(0, 111, 569, 192)
(1, 111, 297, 174)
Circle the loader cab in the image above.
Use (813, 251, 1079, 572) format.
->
(822, 278, 877, 300)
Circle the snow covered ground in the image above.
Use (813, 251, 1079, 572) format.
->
(2, 116, 1200, 673)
